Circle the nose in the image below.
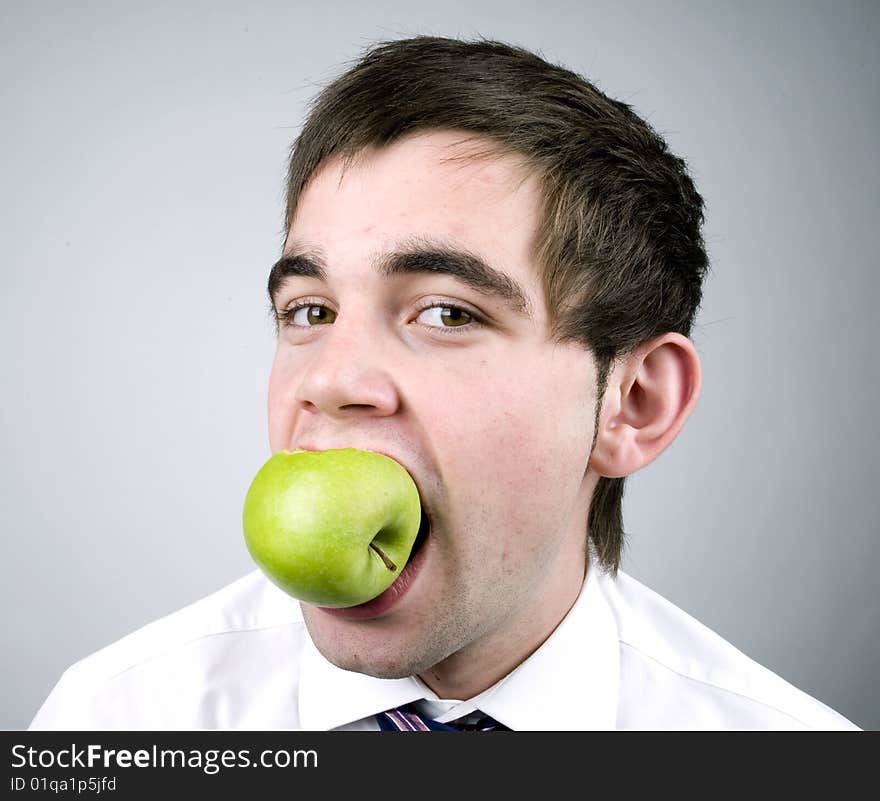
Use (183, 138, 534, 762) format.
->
(292, 315, 401, 420)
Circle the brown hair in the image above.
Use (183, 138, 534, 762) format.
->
(281, 36, 709, 574)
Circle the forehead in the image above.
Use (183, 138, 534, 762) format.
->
(286, 132, 544, 286)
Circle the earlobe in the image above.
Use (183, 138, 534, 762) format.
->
(589, 333, 702, 479)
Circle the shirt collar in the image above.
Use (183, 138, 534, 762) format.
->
(298, 563, 620, 731)
(299, 640, 424, 730)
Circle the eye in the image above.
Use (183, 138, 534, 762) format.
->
(415, 304, 477, 329)
(279, 303, 337, 327)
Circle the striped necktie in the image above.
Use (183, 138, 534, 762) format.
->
(377, 703, 510, 731)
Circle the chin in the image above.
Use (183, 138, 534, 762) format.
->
(302, 608, 442, 679)
(338, 656, 415, 681)
(320, 641, 425, 680)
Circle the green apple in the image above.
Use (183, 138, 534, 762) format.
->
(242, 448, 422, 607)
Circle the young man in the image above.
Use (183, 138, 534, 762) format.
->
(30, 37, 857, 730)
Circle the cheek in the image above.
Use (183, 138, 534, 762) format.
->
(445, 357, 591, 452)
(435, 355, 594, 527)
(267, 352, 298, 452)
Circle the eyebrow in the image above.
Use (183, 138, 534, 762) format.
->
(267, 238, 533, 318)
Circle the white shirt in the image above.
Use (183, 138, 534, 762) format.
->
(29, 565, 859, 730)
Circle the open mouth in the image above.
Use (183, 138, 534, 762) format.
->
(410, 504, 431, 560)
(317, 503, 432, 619)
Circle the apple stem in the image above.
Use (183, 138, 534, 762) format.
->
(369, 542, 397, 572)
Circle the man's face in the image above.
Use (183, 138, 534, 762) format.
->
(268, 131, 600, 696)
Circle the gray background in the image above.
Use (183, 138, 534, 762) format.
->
(3, 0, 877, 730)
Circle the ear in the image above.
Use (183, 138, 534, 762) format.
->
(589, 333, 702, 479)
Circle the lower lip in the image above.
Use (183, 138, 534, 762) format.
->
(316, 533, 430, 621)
